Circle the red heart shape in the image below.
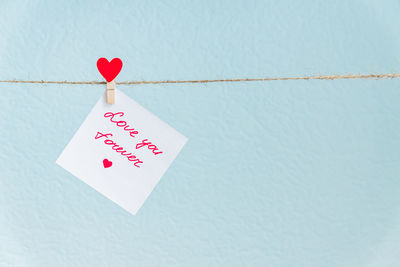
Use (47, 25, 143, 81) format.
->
(97, 58, 123, 82)
(103, 159, 113, 168)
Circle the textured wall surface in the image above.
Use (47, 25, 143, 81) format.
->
(1, 1, 400, 266)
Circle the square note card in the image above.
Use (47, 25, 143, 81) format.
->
(56, 89, 187, 215)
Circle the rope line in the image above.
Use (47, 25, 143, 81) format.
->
(1, 73, 400, 85)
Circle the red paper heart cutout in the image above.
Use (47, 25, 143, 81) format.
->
(97, 58, 123, 82)
(103, 159, 113, 168)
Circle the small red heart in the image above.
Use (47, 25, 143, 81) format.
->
(103, 159, 113, 168)
(97, 58, 123, 82)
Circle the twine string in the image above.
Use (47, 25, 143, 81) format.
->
(0, 73, 400, 85)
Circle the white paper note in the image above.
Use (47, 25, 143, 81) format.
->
(56, 89, 187, 215)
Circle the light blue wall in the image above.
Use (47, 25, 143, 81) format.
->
(1, 1, 400, 266)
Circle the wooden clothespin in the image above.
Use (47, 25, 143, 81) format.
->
(97, 57, 123, 105)
(106, 80, 116, 104)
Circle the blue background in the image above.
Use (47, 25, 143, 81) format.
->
(1, 1, 400, 266)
